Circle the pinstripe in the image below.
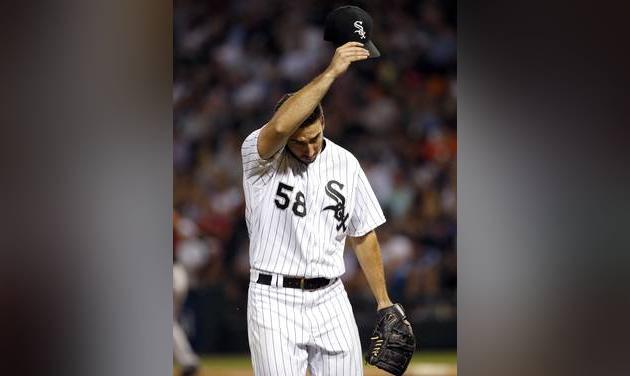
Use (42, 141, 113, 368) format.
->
(249, 284, 264, 375)
(249, 171, 264, 186)
(245, 137, 385, 278)
(260, 165, 276, 186)
(336, 285, 362, 375)
(242, 164, 262, 175)
(314, 299, 333, 376)
(263, 286, 275, 376)
(267, 163, 292, 270)
(320, 294, 342, 375)
(338, 286, 363, 375)
(275, 159, 294, 274)
(330, 283, 353, 375)
(303, 164, 313, 277)
(246, 285, 256, 374)
(286, 192, 302, 275)
(254, 199, 270, 267)
(242, 150, 259, 158)
(304, 298, 319, 375)
(258, 286, 270, 376)
(270, 199, 290, 273)
(320, 146, 333, 276)
(351, 192, 368, 233)
(292, 206, 310, 277)
(280, 288, 297, 376)
(302, 291, 309, 373)
(282, 290, 293, 376)
(268, 286, 282, 376)
(258, 290, 267, 376)
(356, 173, 380, 227)
(316, 148, 330, 275)
(298, 162, 315, 276)
(258, 185, 280, 268)
(280, 156, 297, 276)
(263, 286, 273, 376)
(242, 129, 383, 375)
(285, 209, 302, 276)
(346, 159, 359, 235)
(313, 150, 326, 277)
(249, 284, 258, 375)
(288, 292, 297, 375)
(333, 144, 346, 277)
(253, 190, 267, 264)
(313, 293, 331, 376)
(328, 289, 352, 375)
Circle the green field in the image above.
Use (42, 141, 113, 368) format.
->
(175, 351, 457, 375)
(199, 351, 456, 368)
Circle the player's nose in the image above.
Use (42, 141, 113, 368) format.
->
(306, 145, 317, 157)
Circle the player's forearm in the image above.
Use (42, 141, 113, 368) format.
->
(258, 42, 367, 159)
(267, 70, 335, 135)
(350, 230, 393, 310)
(258, 71, 336, 159)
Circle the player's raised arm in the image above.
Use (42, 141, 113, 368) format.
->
(257, 41, 369, 159)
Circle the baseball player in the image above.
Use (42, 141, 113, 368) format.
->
(241, 6, 414, 375)
(173, 212, 201, 376)
(173, 263, 199, 376)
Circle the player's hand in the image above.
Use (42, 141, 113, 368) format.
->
(325, 41, 370, 78)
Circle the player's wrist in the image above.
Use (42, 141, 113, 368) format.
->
(376, 300, 393, 311)
(322, 65, 340, 80)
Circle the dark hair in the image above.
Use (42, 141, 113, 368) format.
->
(273, 93, 324, 128)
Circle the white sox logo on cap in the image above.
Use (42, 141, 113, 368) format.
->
(353, 21, 366, 39)
(323, 5, 381, 58)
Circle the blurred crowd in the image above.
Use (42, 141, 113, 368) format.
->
(173, 0, 456, 351)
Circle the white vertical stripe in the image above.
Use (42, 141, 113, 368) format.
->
(243, 130, 383, 375)
(320, 295, 344, 374)
(337, 285, 363, 375)
(243, 131, 384, 277)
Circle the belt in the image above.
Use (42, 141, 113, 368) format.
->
(256, 273, 336, 290)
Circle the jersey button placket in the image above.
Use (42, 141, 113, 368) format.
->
(307, 165, 321, 277)
(306, 168, 319, 275)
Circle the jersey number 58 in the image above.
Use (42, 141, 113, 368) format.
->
(274, 182, 307, 217)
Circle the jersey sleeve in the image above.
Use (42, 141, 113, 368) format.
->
(241, 128, 282, 186)
(347, 164, 386, 237)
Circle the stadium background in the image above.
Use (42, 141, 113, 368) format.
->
(173, 0, 456, 372)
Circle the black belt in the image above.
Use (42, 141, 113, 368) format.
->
(256, 273, 336, 290)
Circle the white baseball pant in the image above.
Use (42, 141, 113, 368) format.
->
(173, 263, 199, 368)
(247, 271, 363, 376)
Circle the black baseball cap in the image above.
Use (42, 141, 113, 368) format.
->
(323, 5, 380, 58)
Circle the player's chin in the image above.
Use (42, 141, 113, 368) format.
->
(301, 156, 317, 164)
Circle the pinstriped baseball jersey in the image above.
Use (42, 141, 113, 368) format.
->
(241, 128, 386, 279)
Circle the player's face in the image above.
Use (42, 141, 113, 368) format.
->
(287, 119, 324, 164)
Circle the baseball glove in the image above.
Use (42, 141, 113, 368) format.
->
(365, 303, 416, 375)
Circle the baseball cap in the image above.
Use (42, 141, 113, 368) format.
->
(323, 5, 380, 58)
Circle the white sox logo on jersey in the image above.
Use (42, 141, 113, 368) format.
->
(353, 21, 366, 39)
(242, 128, 386, 278)
(322, 180, 349, 231)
